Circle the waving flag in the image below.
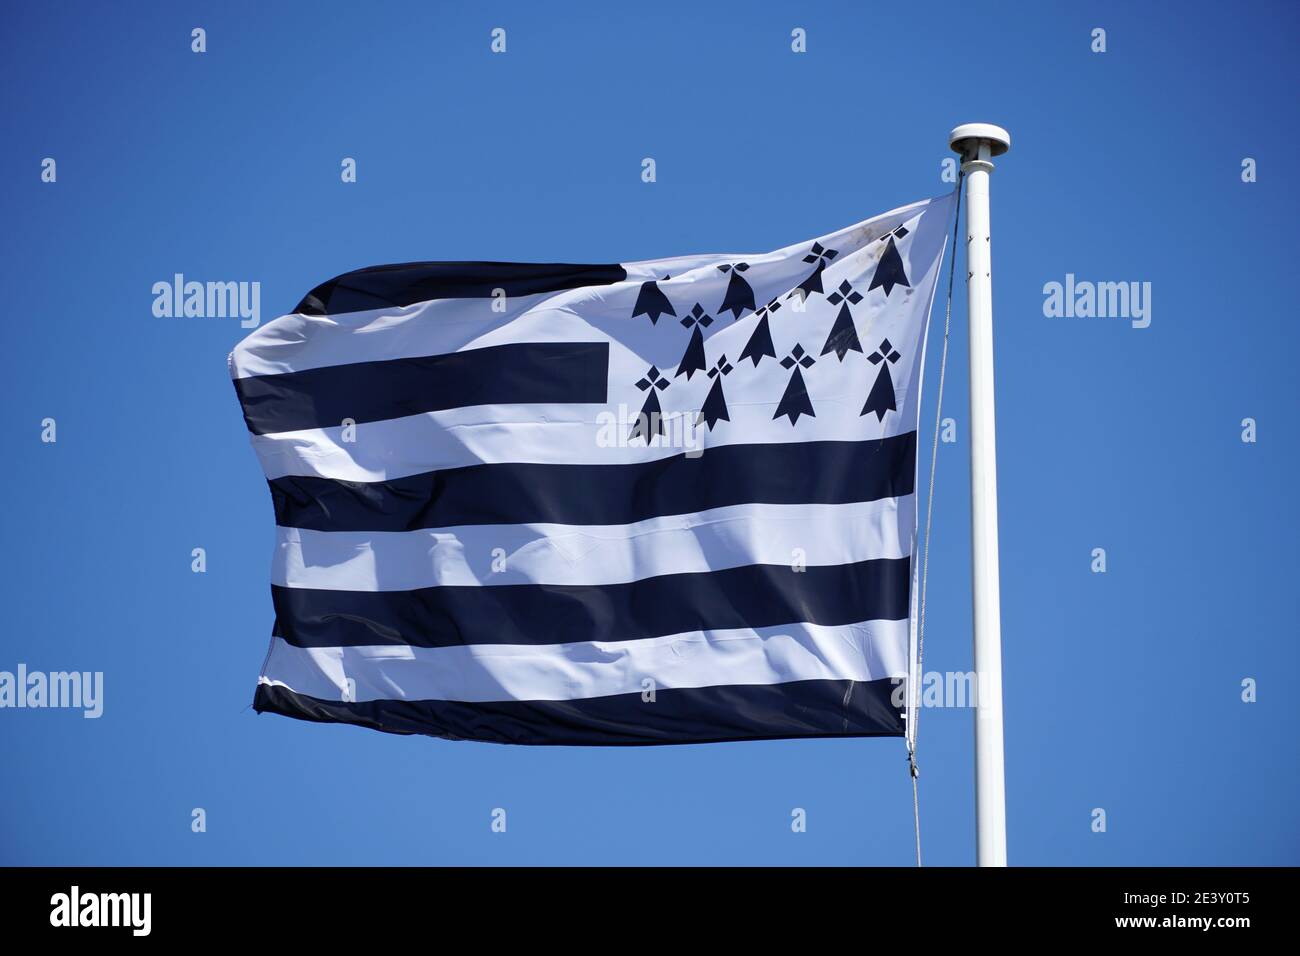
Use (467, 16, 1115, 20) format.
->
(230, 193, 954, 745)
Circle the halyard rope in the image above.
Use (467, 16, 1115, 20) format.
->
(908, 172, 964, 867)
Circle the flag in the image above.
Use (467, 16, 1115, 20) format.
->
(230, 194, 954, 745)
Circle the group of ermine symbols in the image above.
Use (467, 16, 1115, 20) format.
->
(629, 226, 913, 438)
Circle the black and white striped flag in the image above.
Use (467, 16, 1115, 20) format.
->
(230, 194, 953, 745)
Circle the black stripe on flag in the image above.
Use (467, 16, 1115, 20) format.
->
(295, 260, 629, 316)
(271, 556, 910, 649)
(234, 341, 609, 435)
(254, 676, 904, 745)
(270, 432, 917, 532)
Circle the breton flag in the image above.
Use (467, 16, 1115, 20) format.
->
(230, 193, 954, 745)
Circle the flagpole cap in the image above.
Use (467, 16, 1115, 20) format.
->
(949, 123, 1011, 158)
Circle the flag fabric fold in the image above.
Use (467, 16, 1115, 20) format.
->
(230, 193, 954, 745)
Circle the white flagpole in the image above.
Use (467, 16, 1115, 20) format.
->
(949, 123, 1011, 867)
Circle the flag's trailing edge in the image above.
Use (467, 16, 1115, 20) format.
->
(230, 193, 955, 745)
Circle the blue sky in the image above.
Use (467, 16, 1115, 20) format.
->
(1, 0, 1296, 865)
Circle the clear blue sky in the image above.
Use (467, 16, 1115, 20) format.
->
(1, 0, 1296, 865)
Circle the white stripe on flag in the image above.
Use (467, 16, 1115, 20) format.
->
(259, 618, 909, 704)
(272, 498, 914, 591)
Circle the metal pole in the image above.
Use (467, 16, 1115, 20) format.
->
(949, 123, 1010, 867)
